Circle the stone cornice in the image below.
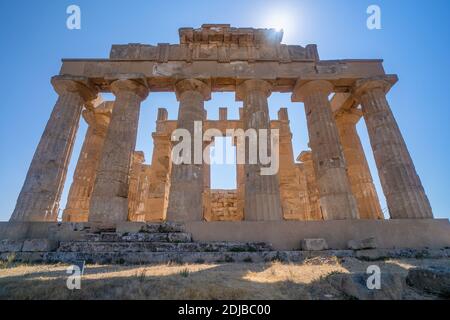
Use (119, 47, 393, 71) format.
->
(109, 43, 319, 63)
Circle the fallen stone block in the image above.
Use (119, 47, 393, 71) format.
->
(406, 267, 450, 298)
(0, 239, 23, 252)
(22, 239, 59, 252)
(301, 239, 328, 251)
(348, 237, 377, 250)
(328, 272, 405, 300)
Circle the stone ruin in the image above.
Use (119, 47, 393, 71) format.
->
(1, 25, 449, 263)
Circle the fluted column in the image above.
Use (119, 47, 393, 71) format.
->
(10, 76, 98, 222)
(353, 76, 433, 219)
(166, 79, 211, 222)
(335, 109, 384, 219)
(236, 80, 283, 221)
(292, 80, 359, 220)
(89, 77, 149, 223)
(298, 151, 322, 220)
(63, 102, 113, 222)
(277, 108, 307, 220)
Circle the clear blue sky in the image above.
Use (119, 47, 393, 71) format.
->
(0, 0, 449, 221)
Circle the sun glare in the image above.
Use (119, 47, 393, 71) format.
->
(263, 8, 297, 42)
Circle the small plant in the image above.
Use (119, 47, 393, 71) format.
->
(0, 253, 16, 269)
(243, 257, 253, 263)
(179, 268, 190, 278)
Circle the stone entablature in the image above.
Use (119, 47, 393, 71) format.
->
(110, 24, 319, 63)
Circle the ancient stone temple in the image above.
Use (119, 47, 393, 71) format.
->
(1, 25, 449, 261)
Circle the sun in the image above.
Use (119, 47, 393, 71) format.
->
(263, 8, 297, 42)
(267, 12, 289, 32)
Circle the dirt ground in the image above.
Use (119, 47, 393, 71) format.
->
(0, 256, 448, 300)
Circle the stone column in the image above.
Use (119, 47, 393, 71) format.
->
(298, 151, 322, 220)
(127, 151, 146, 222)
(62, 102, 113, 222)
(353, 76, 433, 219)
(10, 76, 98, 222)
(236, 80, 283, 221)
(335, 109, 384, 220)
(277, 108, 307, 220)
(292, 80, 359, 220)
(166, 79, 211, 222)
(89, 77, 149, 223)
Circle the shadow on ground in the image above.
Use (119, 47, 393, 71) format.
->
(0, 257, 447, 300)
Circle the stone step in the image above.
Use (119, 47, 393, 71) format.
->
(117, 222, 186, 234)
(2, 250, 339, 265)
(2, 248, 450, 265)
(82, 232, 193, 243)
(58, 241, 273, 253)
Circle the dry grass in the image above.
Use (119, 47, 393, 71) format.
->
(0, 257, 448, 300)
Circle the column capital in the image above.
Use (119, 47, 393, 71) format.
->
(236, 79, 272, 101)
(110, 77, 149, 100)
(352, 75, 398, 99)
(292, 80, 334, 102)
(174, 79, 211, 101)
(82, 101, 113, 132)
(297, 151, 312, 163)
(335, 108, 363, 125)
(51, 75, 99, 102)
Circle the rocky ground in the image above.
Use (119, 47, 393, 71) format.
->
(0, 256, 449, 300)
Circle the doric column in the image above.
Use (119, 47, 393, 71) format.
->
(298, 151, 322, 220)
(63, 102, 113, 222)
(353, 76, 433, 219)
(236, 80, 283, 221)
(277, 108, 307, 220)
(335, 109, 384, 219)
(292, 80, 359, 220)
(89, 77, 149, 223)
(166, 79, 211, 222)
(10, 76, 98, 222)
(127, 151, 146, 222)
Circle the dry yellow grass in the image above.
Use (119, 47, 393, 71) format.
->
(0, 257, 448, 300)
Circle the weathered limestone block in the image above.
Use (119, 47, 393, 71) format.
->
(89, 77, 149, 223)
(348, 237, 378, 250)
(22, 239, 59, 252)
(63, 102, 113, 222)
(301, 239, 329, 251)
(292, 80, 359, 220)
(11, 76, 98, 222)
(354, 76, 433, 219)
(0, 240, 23, 252)
(335, 109, 383, 220)
(167, 79, 211, 222)
(406, 267, 450, 297)
(236, 80, 283, 221)
(207, 190, 242, 221)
